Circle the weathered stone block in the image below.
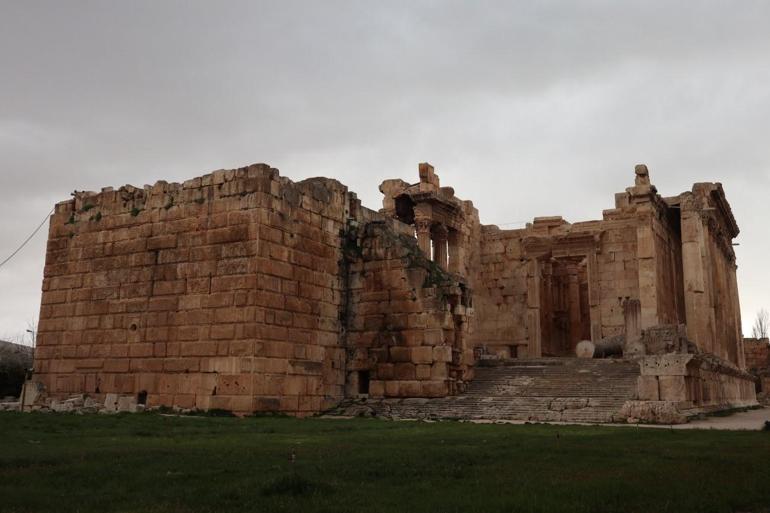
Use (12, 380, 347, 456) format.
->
(432, 346, 452, 363)
(389, 346, 411, 362)
(421, 380, 448, 398)
(415, 364, 431, 380)
(394, 363, 416, 380)
(658, 375, 687, 402)
(369, 380, 385, 398)
(411, 346, 433, 364)
(637, 375, 660, 401)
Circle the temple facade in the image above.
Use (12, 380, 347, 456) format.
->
(30, 162, 757, 420)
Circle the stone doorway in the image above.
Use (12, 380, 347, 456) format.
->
(539, 256, 592, 357)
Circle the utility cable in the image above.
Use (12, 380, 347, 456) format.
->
(0, 207, 55, 269)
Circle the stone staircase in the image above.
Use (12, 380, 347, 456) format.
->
(335, 358, 641, 423)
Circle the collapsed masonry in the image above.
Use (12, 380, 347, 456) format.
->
(30, 162, 757, 421)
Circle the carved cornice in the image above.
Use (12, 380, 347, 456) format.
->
(522, 231, 601, 260)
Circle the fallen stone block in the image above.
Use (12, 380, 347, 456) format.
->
(618, 400, 688, 424)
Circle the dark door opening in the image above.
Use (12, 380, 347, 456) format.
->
(357, 371, 370, 395)
(540, 256, 592, 356)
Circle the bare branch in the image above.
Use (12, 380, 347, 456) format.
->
(752, 308, 769, 339)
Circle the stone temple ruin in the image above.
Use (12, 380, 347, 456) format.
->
(28, 163, 758, 422)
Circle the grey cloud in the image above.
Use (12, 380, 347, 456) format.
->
(1, 1, 769, 337)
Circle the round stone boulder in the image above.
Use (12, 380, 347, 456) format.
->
(575, 340, 595, 359)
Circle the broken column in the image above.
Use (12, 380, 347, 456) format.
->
(623, 299, 644, 356)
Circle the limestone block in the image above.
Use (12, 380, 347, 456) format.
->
(389, 347, 411, 362)
(423, 328, 444, 345)
(411, 346, 433, 364)
(432, 346, 452, 363)
(384, 380, 400, 397)
(369, 380, 385, 398)
(637, 376, 660, 401)
(394, 363, 416, 380)
(50, 399, 74, 413)
(21, 381, 43, 408)
(415, 364, 431, 380)
(639, 354, 693, 376)
(398, 381, 421, 397)
(117, 395, 138, 413)
(421, 381, 448, 398)
(658, 376, 687, 402)
(401, 330, 424, 346)
(618, 400, 688, 424)
(103, 393, 119, 412)
(376, 363, 394, 380)
(430, 363, 448, 380)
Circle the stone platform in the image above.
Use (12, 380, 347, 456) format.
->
(332, 358, 641, 423)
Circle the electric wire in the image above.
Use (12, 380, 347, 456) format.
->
(0, 207, 55, 269)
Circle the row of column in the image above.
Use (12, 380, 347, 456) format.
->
(415, 218, 455, 271)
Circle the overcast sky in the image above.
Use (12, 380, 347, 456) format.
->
(1, 1, 768, 343)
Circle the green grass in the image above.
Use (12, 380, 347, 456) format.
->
(1, 413, 769, 513)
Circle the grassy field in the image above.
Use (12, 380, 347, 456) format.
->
(1, 412, 769, 513)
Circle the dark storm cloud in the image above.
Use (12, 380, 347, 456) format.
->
(1, 1, 769, 337)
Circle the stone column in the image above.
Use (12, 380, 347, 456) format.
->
(415, 218, 432, 258)
(526, 259, 542, 358)
(623, 299, 644, 356)
(729, 263, 746, 368)
(432, 224, 448, 269)
(681, 205, 714, 354)
(541, 262, 553, 355)
(448, 229, 461, 274)
(567, 263, 582, 354)
(628, 165, 662, 330)
(586, 251, 602, 342)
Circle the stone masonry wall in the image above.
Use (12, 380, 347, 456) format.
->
(681, 184, 744, 367)
(471, 212, 641, 358)
(33, 161, 752, 418)
(35, 164, 349, 415)
(345, 218, 473, 398)
(635, 353, 758, 414)
(590, 218, 640, 338)
(744, 338, 770, 371)
(472, 227, 529, 357)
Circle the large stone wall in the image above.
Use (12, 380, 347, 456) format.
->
(744, 338, 770, 371)
(743, 337, 770, 403)
(344, 215, 473, 398)
(681, 184, 744, 366)
(35, 165, 350, 415)
(472, 227, 529, 357)
(467, 166, 744, 368)
(33, 161, 754, 417)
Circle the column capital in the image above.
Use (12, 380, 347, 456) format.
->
(432, 223, 449, 240)
(415, 218, 432, 232)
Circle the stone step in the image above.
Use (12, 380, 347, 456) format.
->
(330, 357, 642, 423)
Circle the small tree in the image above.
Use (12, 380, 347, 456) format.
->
(752, 308, 769, 339)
